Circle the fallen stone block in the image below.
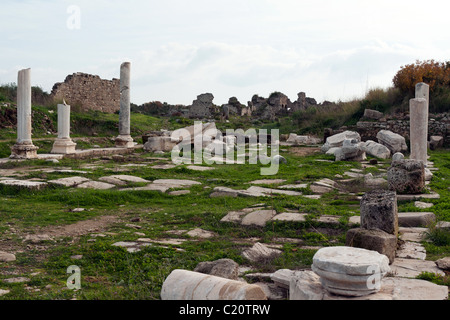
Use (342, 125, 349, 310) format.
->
(289, 270, 325, 300)
(48, 176, 90, 187)
(377, 130, 408, 154)
(0, 179, 47, 190)
(194, 259, 240, 280)
(321, 131, 361, 153)
(160, 269, 267, 300)
(398, 212, 436, 228)
(241, 210, 277, 227)
(387, 159, 425, 194)
(0, 251, 16, 262)
(429, 136, 444, 150)
(345, 228, 398, 264)
(360, 190, 398, 236)
(242, 242, 282, 262)
(362, 140, 391, 159)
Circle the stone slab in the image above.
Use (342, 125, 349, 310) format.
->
(48, 176, 91, 187)
(390, 258, 446, 278)
(396, 241, 427, 260)
(0, 179, 47, 190)
(272, 212, 307, 222)
(77, 181, 116, 190)
(241, 210, 277, 227)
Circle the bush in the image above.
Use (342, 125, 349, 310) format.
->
(393, 59, 450, 95)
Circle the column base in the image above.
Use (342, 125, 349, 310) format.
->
(115, 135, 135, 148)
(10, 143, 39, 159)
(51, 139, 77, 154)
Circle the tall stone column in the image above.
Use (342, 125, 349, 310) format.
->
(10, 68, 39, 159)
(415, 82, 429, 105)
(409, 97, 428, 165)
(51, 103, 77, 154)
(115, 62, 134, 148)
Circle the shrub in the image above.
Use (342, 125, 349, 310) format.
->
(393, 59, 450, 95)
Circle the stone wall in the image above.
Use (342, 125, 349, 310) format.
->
(50, 73, 120, 113)
(356, 112, 450, 146)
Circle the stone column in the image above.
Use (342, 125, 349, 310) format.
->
(409, 97, 428, 165)
(51, 103, 77, 154)
(115, 62, 134, 148)
(415, 82, 429, 105)
(10, 68, 39, 159)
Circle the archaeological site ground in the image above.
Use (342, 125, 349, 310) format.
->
(0, 63, 449, 303)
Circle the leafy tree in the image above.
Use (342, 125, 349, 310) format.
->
(393, 59, 450, 94)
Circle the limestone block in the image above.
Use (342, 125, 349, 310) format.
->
(242, 242, 282, 262)
(361, 140, 391, 159)
(376, 130, 408, 154)
(429, 136, 444, 150)
(387, 159, 425, 194)
(360, 190, 398, 236)
(345, 228, 397, 264)
(289, 270, 325, 300)
(363, 109, 384, 120)
(321, 131, 361, 153)
(398, 212, 436, 228)
(194, 259, 240, 280)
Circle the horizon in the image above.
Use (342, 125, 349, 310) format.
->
(1, 1, 450, 106)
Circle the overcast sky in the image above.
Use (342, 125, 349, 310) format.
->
(1, 0, 449, 106)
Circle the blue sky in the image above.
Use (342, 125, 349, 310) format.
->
(1, 0, 450, 106)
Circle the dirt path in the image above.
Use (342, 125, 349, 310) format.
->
(41, 215, 121, 239)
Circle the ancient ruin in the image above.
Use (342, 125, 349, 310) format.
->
(50, 73, 120, 113)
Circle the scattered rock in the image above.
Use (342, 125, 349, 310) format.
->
(242, 242, 282, 262)
(194, 259, 240, 280)
(24, 234, 53, 244)
(0, 179, 48, 190)
(435, 257, 450, 271)
(414, 201, 434, 209)
(321, 131, 361, 153)
(0, 289, 10, 297)
(3, 277, 30, 284)
(77, 181, 116, 190)
(361, 140, 391, 159)
(346, 228, 397, 264)
(387, 159, 426, 194)
(429, 136, 444, 150)
(360, 189, 398, 236)
(48, 176, 90, 187)
(377, 130, 408, 154)
(186, 228, 217, 239)
(241, 210, 277, 227)
(0, 251, 16, 262)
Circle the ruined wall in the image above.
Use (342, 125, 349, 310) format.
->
(51, 73, 120, 113)
(356, 113, 450, 146)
